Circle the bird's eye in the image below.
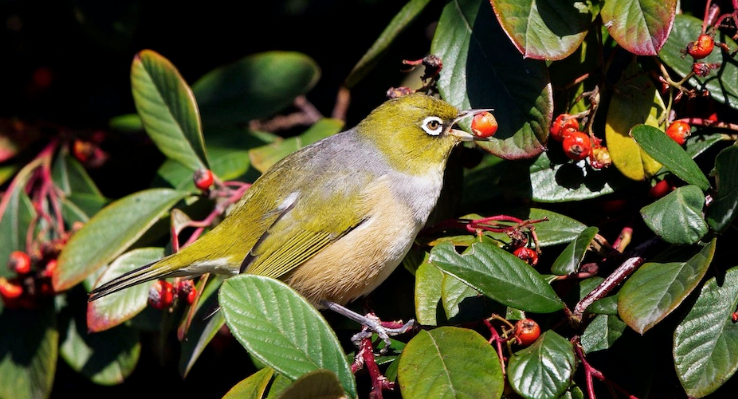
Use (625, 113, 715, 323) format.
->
(421, 116, 444, 136)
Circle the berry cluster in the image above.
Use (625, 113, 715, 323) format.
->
(1, 251, 57, 309)
(148, 279, 198, 310)
(549, 114, 610, 168)
(684, 33, 721, 77)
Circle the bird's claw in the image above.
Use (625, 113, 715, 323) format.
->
(351, 317, 416, 354)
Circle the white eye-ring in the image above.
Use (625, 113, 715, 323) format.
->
(421, 116, 444, 136)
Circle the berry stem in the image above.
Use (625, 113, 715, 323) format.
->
(572, 337, 640, 399)
(483, 319, 508, 377)
(675, 117, 738, 132)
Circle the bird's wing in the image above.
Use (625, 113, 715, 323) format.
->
(241, 174, 374, 279)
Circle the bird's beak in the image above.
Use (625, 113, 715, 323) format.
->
(448, 108, 495, 141)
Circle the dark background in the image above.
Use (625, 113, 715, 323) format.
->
(0, 1, 443, 397)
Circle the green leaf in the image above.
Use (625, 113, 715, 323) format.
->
(674, 266, 738, 398)
(179, 275, 226, 378)
(640, 185, 708, 245)
(54, 188, 190, 291)
(86, 248, 165, 332)
(618, 239, 716, 334)
(631, 124, 711, 190)
(441, 273, 484, 324)
(490, 0, 593, 60)
(60, 314, 140, 385)
(414, 259, 444, 326)
(398, 327, 504, 399)
(429, 242, 564, 313)
(249, 118, 344, 173)
(344, 0, 432, 88)
(579, 277, 618, 315)
(551, 226, 598, 276)
(432, 0, 551, 159)
(0, 184, 35, 279)
(221, 367, 274, 399)
(580, 314, 627, 354)
(108, 113, 143, 132)
(131, 49, 209, 171)
(0, 305, 57, 399)
(275, 369, 346, 399)
(492, 208, 588, 247)
(219, 275, 356, 399)
(193, 51, 320, 126)
(507, 331, 577, 399)
(659, 14, 738, 108)
(501, 152, 628, 202)
(51, 152, 105, 198)
(707, 145, 738, 233)
(605, 59, 664, 181)
(600, 0, 676, 55)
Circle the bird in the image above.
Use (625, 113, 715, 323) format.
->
(88, 93, 491, 339)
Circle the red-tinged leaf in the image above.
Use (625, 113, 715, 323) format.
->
(491, 0, 594, 60)
(600, 0, 676, 55)
(87, 248, 165, 332)
(54, 189, 190, 292)
(618, 239, 716, 334)
(432, 0, 551, 160)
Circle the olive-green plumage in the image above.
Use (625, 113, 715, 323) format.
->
(88, 93, 489, 307)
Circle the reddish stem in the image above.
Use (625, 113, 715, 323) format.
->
(676, 117, 738, 132)
(353, 337, 395, 399)
(181, 183, 251, 248)
(572, 337, 639, 399)
(484, 319, 508, 376)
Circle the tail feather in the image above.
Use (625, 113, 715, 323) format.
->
(88, 259, 175, 302)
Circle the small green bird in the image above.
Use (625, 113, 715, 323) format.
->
(89, 93, 490, 335)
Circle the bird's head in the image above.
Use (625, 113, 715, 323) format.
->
(356, 93, 491, 175)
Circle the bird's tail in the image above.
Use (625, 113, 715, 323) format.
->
(88, 256, 180, 302)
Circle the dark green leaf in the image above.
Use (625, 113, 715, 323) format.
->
(618, 239, 716, 334)
(0, 304, 57, 399)
(131, 50, 208, 171)
(414, 260, 444, 326)
(275, 369, 346, 399)
(501, 152, 628, 202)
(54, 188, 190, 291)
(221, 367, 274, 399)
(551, 226, 598, 275)
(580, 314, 627, 353)
(659, 14, 738, 108)
(430, 242, 564, 313)
(219, 275, 356, 398)
(631, 124, 711, 190)
(60, 314, 140, 385)
(674, 266, 738, 398)
(51, 152, 105, 198)
(507, 331, 577, 399)
(398, 327, 504, 399)
(600, 0, 676, 55)
(179, 275, 226, 378)
(640, 185, 708, 245)
(432, 0, 551, 159)
(87, 248, 165, 332)
(579, 277, 618, 315)
(490, 0, 593, 60)
(193, 51, 320, 126)
(441, 273, 484, 324)
(0, 186, 35, 279)
(344, 0, 432, 88)
(707, 145, 738, 233)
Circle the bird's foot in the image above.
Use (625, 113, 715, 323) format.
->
(321, 301, 415, 354)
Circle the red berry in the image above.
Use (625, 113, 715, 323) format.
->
(0, 277, 24, 300)
(687, 34, 715, 60)
(177, 280, 197, 305)
(561, 131, 592, 161)
(43, 259, 58, 278)
(72, 139, 95, 163)
(649, 179, 673, 199)
(514, 318, 541, 346)
(733, 312, 738, 323)
(8, 251, 31, 274)
(148, 280, 174, 310)
(550, 114, 579, 142)
(512, 247, 538, 266)
(193, 169, 214, 191)
(665, 121, 690, 145)
(471, 111, 498, 138)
